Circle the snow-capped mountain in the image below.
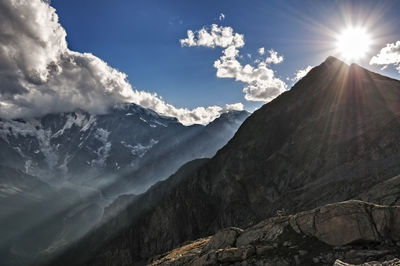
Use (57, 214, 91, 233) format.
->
(0, 103, 249, 265)
(0, 104, 179, 182)
(0, 103, 248, 194)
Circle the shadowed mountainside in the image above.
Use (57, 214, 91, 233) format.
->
(51, 56, 400, 266)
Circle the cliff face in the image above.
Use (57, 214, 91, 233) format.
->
(53, 56, 400, 266)
(150, 200, 400, 266)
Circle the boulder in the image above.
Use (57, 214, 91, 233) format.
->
(150, 201, 400, 266)
(204, 227, 243, 251)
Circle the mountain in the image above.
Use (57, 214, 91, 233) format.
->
(0, 104, 249, 266)
(106, 109, 250, 195)
(0, 104, 249, 195)
(54, 56, 400, 266)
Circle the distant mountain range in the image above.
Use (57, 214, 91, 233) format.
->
(52, 56, 400, 266)
(0, 104, 249, 194)
(0, 104, 249, 265)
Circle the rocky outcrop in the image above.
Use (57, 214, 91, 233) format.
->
(359, 175, 400, 206)
(150, 201, 400, 266)
(334, 258, 400, 266)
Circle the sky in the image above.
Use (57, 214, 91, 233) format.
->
(1, 0, 400, 124)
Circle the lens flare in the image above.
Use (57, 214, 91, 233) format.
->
(336, 27, 371, 60)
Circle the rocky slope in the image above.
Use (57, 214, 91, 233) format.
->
(149, 200, 400, 266)
(358, 175, 400, 206)
(52, 56, 400, 266)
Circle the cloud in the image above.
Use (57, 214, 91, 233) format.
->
(292, 66, 313, 82)
(219, 13, 225, 21)
(0, 0, 243, 126)
(180, 25, 287, 102)
(258, 47, 265, 55)
(125, 93, 244, 125)
(370, 41, 400, 72)
(180, 24, 244, 48)
(265, 49, 284, 64)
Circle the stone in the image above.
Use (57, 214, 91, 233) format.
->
(283, 241, 292, 247)
(204, 227, 243, 251)
(294, 254, 301, 265)
(298, 250, 308, 256)
(334, 258, 400, 265)
(216, 246, 255, 263)
(255, 245, 274, 255)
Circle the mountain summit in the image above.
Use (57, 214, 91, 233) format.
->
(52, 58, 400, 265)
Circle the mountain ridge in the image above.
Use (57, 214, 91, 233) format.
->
(52, 56, 400, 266)
(0, 103, 249, 193)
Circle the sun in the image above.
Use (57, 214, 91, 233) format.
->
(336, 27, 371, 61)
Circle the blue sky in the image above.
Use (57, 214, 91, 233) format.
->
(48, 0, 400, 113)
(2, 0, 400, 124)
(49, 0, 400, 112)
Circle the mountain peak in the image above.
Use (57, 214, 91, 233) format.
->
(323, 55, 347, 66)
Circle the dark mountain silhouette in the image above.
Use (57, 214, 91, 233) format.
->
(49, 56, 400, 266)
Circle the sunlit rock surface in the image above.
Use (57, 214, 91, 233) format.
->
(150, 201, 400, 266)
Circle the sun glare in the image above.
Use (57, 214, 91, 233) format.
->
(336, 27, 371, 61)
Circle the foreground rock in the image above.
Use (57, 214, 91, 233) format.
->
(359, 175, 400, 206)
(150, 201, 400, 266)
(334, 258, 400, 265)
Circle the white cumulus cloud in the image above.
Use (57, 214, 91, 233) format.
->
(265, 49, 284, 64)
(0, 0, 243, 125)
(292, 66, 313, 82)
(180, 24, 244, 48)
(180, 25, 287, 102)
(370, 41, 400, 72)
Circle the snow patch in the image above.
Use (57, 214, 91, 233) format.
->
(58, 154, 71, 174)
(24, 160, 33, 174)
(152, 120, 167, 127)
(91, 128, 111, 167)
(121, 139, 158, 158)
(0, 119, 58, 169)
(0, 185, 22, 198)
(52, 113, 96, 138)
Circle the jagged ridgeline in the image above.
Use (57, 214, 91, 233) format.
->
(50, 56, 400, 266)
(0, 104, 249, 195)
